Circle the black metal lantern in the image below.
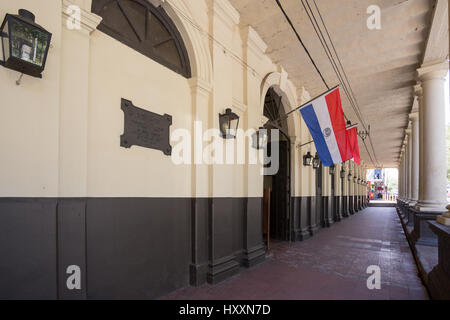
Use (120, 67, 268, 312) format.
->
(348, 172, 352, 181)
(219, 108, 239, 139)
(353, 176, 357, 183)
(252, 127, 268, 150)
(312, 153, 321, 169)
(329, 165, 335, 175)
(303, 152, 313, 167)
(0, 9, 52, 78)
(340, 168, 345, 179)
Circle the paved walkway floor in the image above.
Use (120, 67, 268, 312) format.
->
(163, 207, 428, 300)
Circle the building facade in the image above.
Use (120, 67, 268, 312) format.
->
(5, 0, 439, 300)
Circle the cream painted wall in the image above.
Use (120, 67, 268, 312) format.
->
(0, 0, 61, 197)
(0, 0, 317, 199)
(87, 31, 193, 197)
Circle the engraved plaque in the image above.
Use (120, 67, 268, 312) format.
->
(120, 98, 172, 155)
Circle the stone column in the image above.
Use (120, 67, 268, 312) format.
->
(414, 84, 424, 204)
(410, 61, 448, 246)
(398, 156, 403, 201)
(409, 111, 420, 206)
(415, 61, 448, 212)
(405, 128, 412, 203)
(404, 133, 410, 204)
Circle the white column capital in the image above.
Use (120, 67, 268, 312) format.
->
(417, 60, 449, 82)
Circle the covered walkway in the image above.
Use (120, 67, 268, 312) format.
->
(163, 207, 428, 300)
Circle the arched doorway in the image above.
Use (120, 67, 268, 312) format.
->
(263, 88, 291, 246)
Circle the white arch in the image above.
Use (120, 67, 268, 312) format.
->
(260, 72, 301, 140)
(162, 0, 213, 83)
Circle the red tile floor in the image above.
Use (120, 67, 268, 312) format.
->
(162, 207, 428, 300)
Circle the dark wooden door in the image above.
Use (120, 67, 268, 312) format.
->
(270, 141, 290, 241)
(315, 164, 323, 228)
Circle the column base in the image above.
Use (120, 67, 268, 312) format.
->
(295, 228, 312, 241)
(415, 201, 448, 213)
(207, 255, 239, 285)
(242, 244, 265, 268)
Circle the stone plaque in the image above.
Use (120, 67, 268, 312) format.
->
(120, 98, 172, 155)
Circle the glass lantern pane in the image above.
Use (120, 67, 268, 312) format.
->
(220, 118, 229, 137)
(10, 18, 49, 67)
(2, 21, 9, 61)
(229, 119, 237, 135)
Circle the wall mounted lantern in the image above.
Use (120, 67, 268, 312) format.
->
(303, 152, 313, 167)
(219, 108, 239, 139)
(348, 172, 352, 181)
(353, 176, 357, 183)
(329, 165, 335, 175)
(312, 153, 321, 169)
(0, 9, 52, 78)
(252, 127, 268, 150)
(340, 168, 346, 179)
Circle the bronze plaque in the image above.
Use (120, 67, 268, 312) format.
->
(120, 98, 172, 155)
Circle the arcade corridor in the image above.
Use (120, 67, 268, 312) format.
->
(163, 207, 428, 300)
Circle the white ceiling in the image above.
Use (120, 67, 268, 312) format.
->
(230, 0, 446, 168)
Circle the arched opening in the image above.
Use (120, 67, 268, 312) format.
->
(262, 88, 291, 248)
(92, 0, 192, 78)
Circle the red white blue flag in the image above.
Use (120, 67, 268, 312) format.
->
(300, 87, 350, 167)
(347, 126, 361, 165)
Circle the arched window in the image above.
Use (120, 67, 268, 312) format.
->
(92, 0, 191, 78)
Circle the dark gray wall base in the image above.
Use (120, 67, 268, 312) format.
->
(324, 196, 334, 228)
(342, 196, 349, 218)
(207, 255, 240, 284)
(294, 229, 311, 241)
(0, 198, 58, 300)
(242, 244, 265, 268)
(0, 196, 264, 299)
(189, 263, 208, 287)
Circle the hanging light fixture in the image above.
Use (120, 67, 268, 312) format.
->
(219, 108, 239, 139)
(0, 9, 52, 78)
(348, 172, 352, 181)
(303, 152, 313, 167)
(251, 127, 268, 150)
(340, 168, 346, 179)
(312, 153, 321, 169)
(329, 165, 335, 175)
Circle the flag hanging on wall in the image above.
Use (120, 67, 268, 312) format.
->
(347, 126, 361, 165)
(300, 87, 349, 167)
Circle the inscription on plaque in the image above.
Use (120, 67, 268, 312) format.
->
(120, 98, 172, 155)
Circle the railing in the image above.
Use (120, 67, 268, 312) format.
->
(382, 194, 398, 201)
